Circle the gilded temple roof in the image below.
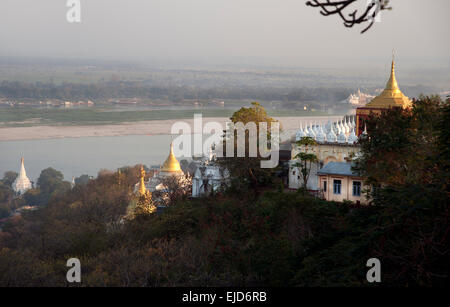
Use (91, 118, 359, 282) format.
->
(364, 59, 412, 109)
(161, 142, 182, 172)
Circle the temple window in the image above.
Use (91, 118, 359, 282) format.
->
(333, 179, 341, 195)
(353, 181, 361, 196)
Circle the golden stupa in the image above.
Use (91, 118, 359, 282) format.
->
(161, 142, 182, 172)
(355, 55, 412, 135)
(138, 165, 147, 196)
(365, 58, 412, 109)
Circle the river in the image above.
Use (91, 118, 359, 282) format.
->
(0, 135, 175, 181)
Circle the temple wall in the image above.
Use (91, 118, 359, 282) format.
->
(289, 142, 360, 190)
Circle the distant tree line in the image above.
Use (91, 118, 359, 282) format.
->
(0, 80, 351, 104)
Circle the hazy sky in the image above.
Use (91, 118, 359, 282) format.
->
(0, 0, 449, 68)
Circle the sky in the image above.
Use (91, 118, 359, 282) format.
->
(0, 0, 449, 69)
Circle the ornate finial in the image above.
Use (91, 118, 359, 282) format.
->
(363, 124, 368, 135)
(386, 51, 399, 91)
(117, 169, 122, 185)
(138, 165, 147, 196)
(391, 49, 395, 72)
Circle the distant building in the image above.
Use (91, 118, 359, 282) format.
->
(317, 162, 368, 204)
(289, 56, 412, 205)
(356, 57, 412, 135)
(289, 117, 360, 191)
(346, 89, 375, 106)
(13, 158, 32, 195)
(191, 145, 230, 197)
(134, 142, 191, 206)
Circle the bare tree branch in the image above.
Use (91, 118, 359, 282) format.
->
(306, 0, 391, 33)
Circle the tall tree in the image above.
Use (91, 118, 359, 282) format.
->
(218, 102, 280, 196)
(1, 171, 18, 188)
(293, 136, 318, 191)
(353, 95, 446, 192)
(31, 167, 71, 205)
(352, 96, 449, 285)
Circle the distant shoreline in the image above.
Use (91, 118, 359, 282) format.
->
(0, 116, 343, 142)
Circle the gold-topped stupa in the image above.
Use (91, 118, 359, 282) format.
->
(364, 60, 411, 109)
(138, 165, 147, 196)
(161, 142, 182, 172)
(356, 55, 412, 135)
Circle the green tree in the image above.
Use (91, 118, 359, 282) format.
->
(229, 102, 278, 128)
(32, 168, 71, 205)
(0, 183, 14, 204)
(352, 96, 449, 285)
(353, 95, 446, 193)
(218, 102, 280, 196)
(74, 174, 91, 186)
(2, 171, 18, 188)
(293, 136, 318, 191)
(37, 168, 66, 192)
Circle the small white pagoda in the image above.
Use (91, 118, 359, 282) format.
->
(13, 157, 32, 195)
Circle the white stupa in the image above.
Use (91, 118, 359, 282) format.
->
(325, 119, 332, 133)
(307, 122, 316, 138)
(295, 122, 306, 141)
(335, 121, 341, 135)
(315, 124, 326, 143)
(327, 125, 337, 142)
(13, 158, 32, 195)
(344, 119, 350, 134)
(347, 127, 358, 144)
(339, 120, 346, 134)
(337, 129, 348, 144)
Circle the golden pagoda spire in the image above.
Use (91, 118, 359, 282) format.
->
(364, 54, 411, 109)
(161, 142, 182, 172)
(386, 51, 399, 91)
(138, 165, 147, 196)
(117, 169, 123, 185)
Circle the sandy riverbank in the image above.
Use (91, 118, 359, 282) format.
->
(0, 116, 343, 142)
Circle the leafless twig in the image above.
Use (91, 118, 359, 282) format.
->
(306, 0, 391, 33)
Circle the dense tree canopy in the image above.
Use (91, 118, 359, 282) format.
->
(218, 102, 282, 197)
(353, 96, 449, 284)
(23, 168, 71, 206)
(1, 172, 18, 188)
(0, 97, 448, 287)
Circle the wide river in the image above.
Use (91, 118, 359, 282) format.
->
(0, 135, 176, 181)
(0, 115, 346, 182)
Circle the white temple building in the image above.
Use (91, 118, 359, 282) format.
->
(134, 142, 190, 196)
(345, 89, 375, 106)
(134, 142, 229, 202)
(290, 117, 360, 191)
(191, 145, 230, 198)
(13, 158, 32, 195)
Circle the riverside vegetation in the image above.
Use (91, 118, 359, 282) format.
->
(0, 96, 448, 286)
